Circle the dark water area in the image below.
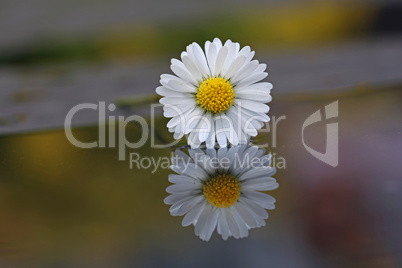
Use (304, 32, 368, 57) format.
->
(0, 86, 401, 267)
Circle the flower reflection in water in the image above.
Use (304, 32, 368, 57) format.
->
(164, 145, 278, 241)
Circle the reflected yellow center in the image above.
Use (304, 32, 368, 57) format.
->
(196, 77, 235, 113)
(203, 174, 241, 208)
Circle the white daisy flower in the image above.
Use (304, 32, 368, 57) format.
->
(164, 145, 278, 241)
(157, 38, 272, 148)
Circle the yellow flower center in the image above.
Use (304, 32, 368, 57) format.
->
(196, 77, 235, 113)
(203, 174, 241, 208)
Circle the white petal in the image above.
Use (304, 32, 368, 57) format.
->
(239, 167, 276, 181)
(166, 115, 181, 128)
(185, 107, 204, 134)
(198, 112, 212, 143)
(173, 126, 181, 136)
(182, 55, 203, 82)
(169, 195, 195, 215)
(182, 200, 206, 227)
(221, 114, 239, 146)
(170, 62, 198, 85)
(173, 149, 192, 164)
(245, 50, 255, 63)
(235, 71, 267, 88)
(226, 107, 248, 144)
(217, 146, 228, 160)
(236, 82, 273, 93)
(223, 55, 246, 79)
(177, 195, 204, 216)
(235, 99, 270, 113)
(166, 183, 200, 194)
(215, 115, 227, 147)
(214, 46, 228, 77)
(188, 148, 205, 162)
(239, 108, 270, 123)
(231, 60, 259, 84)
(244, 145, 260, 159)
(206, 148, 217, 159)
(217, 209, 231, 240)
(199, 156, 217, 175)
(201, 207, 219, 241)
(188, 42, 210, 78)
(236, 109, 265, 131)
(168, 79, 197, 93)
(188, 128, 202, 149)
(239, 199, 266, 227)
(243, 190, 277, 209)
(230, 105, 258, 136)
(160, 74, 187, 86)
(204, 41, 211, 55)
(164, 193, 192, 205)
(261, 155, 272, 167)
(226, 146, 239, 165)
(171, 162, 208, 180)
(160, 96, 191, 105)
(221, 40, 237, 75)
(232, 202, 258, 228)
(213, 37, 223, 50)
(241, 177, 277, 190)
(163, 103, 194, 118)
(235, 91, 272, 103)
(205, 116, 216, 149)
(168, 174, 201, 185)
(230, 206, 249, 238)
(237, 46, 251, 58)
(206, 43, 218, 74)
(156, 86, 189, 97)
(241, 197, 268, 219)
(224, 208, 241, 239)
(195, 203, 211, 236)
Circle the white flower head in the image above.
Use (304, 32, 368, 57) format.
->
(164, 145, 278, 241)
(157, 38, 272, 149)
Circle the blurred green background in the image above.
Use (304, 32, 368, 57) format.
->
(0, 0, 402, 267)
